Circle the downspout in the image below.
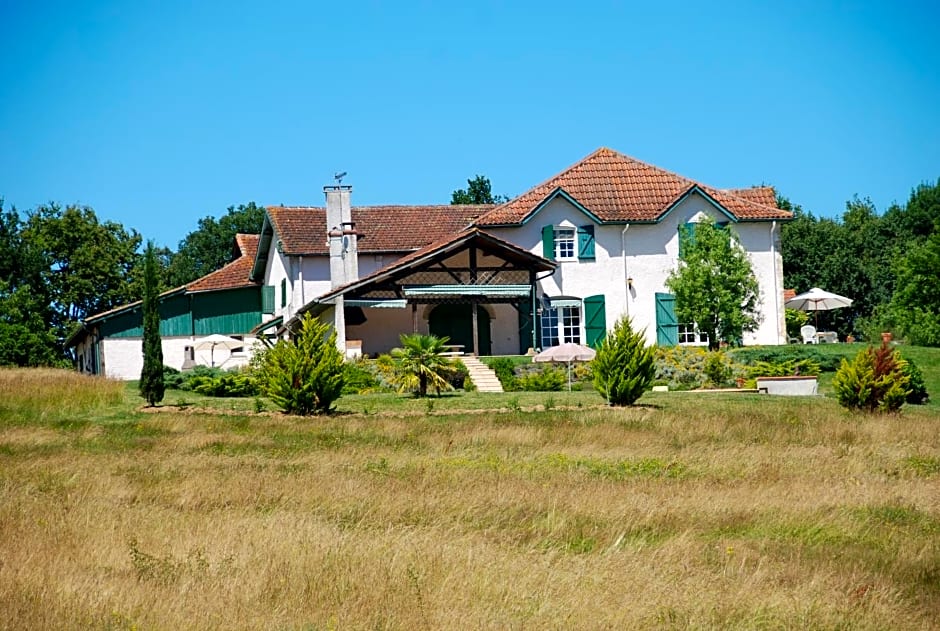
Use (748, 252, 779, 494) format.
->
(621, 224, 631, 317)
(770, 221, 780, 344)
(299, 256, 305, 305)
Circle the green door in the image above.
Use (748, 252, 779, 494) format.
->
(655, 292, 678, 346)
(428, 304, 491, 355)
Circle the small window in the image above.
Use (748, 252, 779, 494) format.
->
(554, 227, 576, 260)
(281, 278, 287, 308)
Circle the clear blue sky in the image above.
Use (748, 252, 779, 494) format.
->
(2, 0, 938, 249)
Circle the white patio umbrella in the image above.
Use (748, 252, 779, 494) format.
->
(784, 287, 853, 329)
(533, 342, 597, 391)
(193, 334, 243, 367)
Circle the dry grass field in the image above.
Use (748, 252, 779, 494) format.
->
(1, 367, 938, 629)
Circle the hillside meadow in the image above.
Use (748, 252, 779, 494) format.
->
(0, 351, 938, 630)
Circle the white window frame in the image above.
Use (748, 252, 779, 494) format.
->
(678, 323, 709, 346)
(554, 227, 576, 261)
(541, 305, 582, 347)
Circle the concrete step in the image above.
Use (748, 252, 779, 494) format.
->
(459, 356, 504, 393)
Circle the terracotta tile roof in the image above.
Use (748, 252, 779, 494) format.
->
(77, 235, 260, 330)
(784, 289, 796, 302)
(267, 205, 492, 255)
(475, 147, 792, 225)
(186, 234, 260, 292)
(725, 186, 778, 208)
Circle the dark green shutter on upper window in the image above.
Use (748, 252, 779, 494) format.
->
(262, 286, 275, 314)
(583, 295, 606, 348)
(281, 279, 287, 308)
(577, 225, 595, 260)
(541, 225, 555, 260)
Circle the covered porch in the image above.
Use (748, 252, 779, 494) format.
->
(287, 229, 556, 357)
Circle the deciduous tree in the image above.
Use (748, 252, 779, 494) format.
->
(166, 202, 265, 287)
(666, 219, 761, 350)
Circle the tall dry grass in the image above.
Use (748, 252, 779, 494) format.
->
(0, 374, 938, 629)
(0, 368, 125, 423)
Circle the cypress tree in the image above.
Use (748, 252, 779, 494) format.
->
(139, 241, 165, 405)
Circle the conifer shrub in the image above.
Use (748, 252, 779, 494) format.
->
(901, 357, 929, 404)
(261, 314, 345, 415)
(189, 369, 259, 397)
(593, 316, 656, 406)
(832, 342, 911, 413)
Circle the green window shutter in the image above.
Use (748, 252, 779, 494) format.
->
(655, 292, 678, 346)
(583, 294, 607, 348)
(262, 286, 275, 314)
(280, 279, 287, 308)
(577, 225, 595, 260)
(541, 225, 555, 260)
(678, 223, 696, 258)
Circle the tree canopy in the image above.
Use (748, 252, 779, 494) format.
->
(451, 175, 507, 205)
(166, 202, 265, 287)
(666, 220, 761, 350)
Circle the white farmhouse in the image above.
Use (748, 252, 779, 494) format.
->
(255, 147, 791, 356)
(70, 147, 792, 378)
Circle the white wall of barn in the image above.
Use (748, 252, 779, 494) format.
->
(96, 336, 259, 381)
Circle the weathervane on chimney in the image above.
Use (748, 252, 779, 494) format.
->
(334, 171, 347, 185)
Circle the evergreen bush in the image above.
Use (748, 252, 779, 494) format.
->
(593, 317, 656, 406)
(487, 357, 519, 391)
(261, 314, 345, 415)
(832, 342, 911, 413)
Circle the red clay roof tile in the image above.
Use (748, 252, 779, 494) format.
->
(186, 234, 260, 292)
(475, 148, 792, 225)
(267, 205, 492, 255)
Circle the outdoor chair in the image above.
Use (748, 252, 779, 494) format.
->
(800, 325, 817, 344)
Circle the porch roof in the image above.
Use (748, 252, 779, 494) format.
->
(284, 227, 555, 330)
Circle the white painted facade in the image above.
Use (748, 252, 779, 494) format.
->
(74, 335, 259, 381)
(487, 190, 786, 347)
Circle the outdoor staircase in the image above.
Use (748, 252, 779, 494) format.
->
(460, 356, 504, 393)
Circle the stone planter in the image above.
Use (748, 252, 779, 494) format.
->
(756, 375, 818, 396)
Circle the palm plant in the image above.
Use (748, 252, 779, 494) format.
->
(391, 333, 455, 397)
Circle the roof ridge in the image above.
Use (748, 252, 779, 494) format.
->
(711, 185, 783, 215)
(269, 203, 496, 211)
(478, 147, 699, 224)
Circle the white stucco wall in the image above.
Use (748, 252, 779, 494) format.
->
(98, 336, 259, 380)
(489, 191, 785, 347)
